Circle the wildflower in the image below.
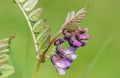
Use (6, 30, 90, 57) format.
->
(51, 53, 73, 75)
(69, 35, 84, 47)
(51, 27, 90, 75)
(56, 46, 77, 60)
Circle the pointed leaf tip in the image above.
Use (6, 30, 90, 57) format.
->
(29, 8, 43, 22)
(23, 0, 38, 12)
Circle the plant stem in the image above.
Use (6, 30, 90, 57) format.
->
(32, 30, 62, 78)
(14, 0, 39, 56)
(32, 53, 45, 78)
(43, 30, 62, 54)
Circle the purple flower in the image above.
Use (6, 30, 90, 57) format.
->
(50, 54, 62, 65)
(51, 53, 73, 75)
(51, 27, 90, 75)
(67, 46, 77, 53)
(69, 35, 83, 47)
(56, 58, 73, 69)
(56, 46, 77, 60)
(56, 46, 65, 55)
(50, 55, 66, 75)
(55, 67, 66, 75)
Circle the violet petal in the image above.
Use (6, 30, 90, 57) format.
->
(64, 46, 77, 54)
(56, 61, 71, 69)
(77, 34, 90, 40)
(72, 41, 83, 47)
(55, 66, 66, 75)
(56, 46, 65, 55)
(69, 35, 82, 47)
(56, 58, 73, 69)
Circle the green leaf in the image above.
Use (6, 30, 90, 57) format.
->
(33, 19, 47, 34)
(23, 0, 38, 12)
(0, 38, 10, 44)
(0, 64, 14, 78)
(0, 35, 15, 78)
(29, 8, 43, 22)
(38, 34, 50, 53)
(36, 26, 50, 42)
(18, 0, 26, 3)
(32, 18, 51, 54)
(0, 49, 9, 54)
(0, 44, 9, 50)
(35, 25, 50, 52)
(0, 54, 9, 65)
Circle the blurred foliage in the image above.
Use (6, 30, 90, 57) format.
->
(0, 0, 120, 78)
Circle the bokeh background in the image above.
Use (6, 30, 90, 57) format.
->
(0, 0, 120, 78)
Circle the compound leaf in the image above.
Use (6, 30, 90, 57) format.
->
(0, 35, 15, 78)
(62, 8, 86, 31)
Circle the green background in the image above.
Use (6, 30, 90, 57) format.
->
(0, 0, 119, 78)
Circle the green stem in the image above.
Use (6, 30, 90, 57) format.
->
(32, 53, 45, 78)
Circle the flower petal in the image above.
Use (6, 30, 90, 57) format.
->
(55, 67, 66, 75)
(77, 34, 90, 40)
(64, 46, 77, 54)
(72, 41, 83, 47)
(56, 60, 71, 68)
(69, 35, 83, 47)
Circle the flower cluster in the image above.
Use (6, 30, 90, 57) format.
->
(50, 28, 90, 75)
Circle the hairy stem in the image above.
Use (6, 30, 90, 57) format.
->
(14, 0, 39, 56)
